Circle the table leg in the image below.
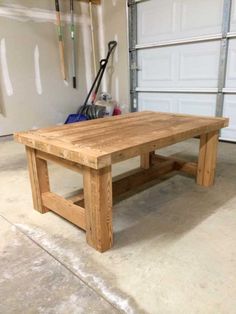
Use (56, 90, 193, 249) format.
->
(140, 152, 155, 169)
(25, 147, 50, 213)
(83, 166, 113, 252)
(197, 131, 219, 187)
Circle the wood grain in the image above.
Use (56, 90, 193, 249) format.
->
(26, 147, 50, 213)
(140, 152, 155, 169)
(14, 112, 229, 169)
(153, 154, 197, 176)
(83, 166, 113, 252)
(42, 192, 86, 230)
(36, 150, 83, 174)
(113, 160, 176, 197)
(65, 159, 183, 207)
(197, 131, 219, 187)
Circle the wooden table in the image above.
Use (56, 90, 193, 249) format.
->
(14, 111, 228, 252)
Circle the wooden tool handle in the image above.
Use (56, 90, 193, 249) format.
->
(89, 0, 97, 74)
(59, 40, 66, 81)
(55, 4, 66, 81)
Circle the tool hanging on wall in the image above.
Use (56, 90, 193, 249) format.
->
(90, 41, 117, 104)
(70, 0, 77, 88)
(55, 0, 66, 81)
(65, 40, 117, 124)
(89, 0, 97, 75)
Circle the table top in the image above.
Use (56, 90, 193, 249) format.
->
(14, 111, 228, 169)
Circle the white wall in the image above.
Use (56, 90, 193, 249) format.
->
(0, 0, 129, 136)
(97, 0, 130, 113)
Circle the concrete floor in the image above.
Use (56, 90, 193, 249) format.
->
(0, 136, 236, 314)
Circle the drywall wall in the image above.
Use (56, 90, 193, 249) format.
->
(95, 0, 130, 112)
(0, 0, 129, 135)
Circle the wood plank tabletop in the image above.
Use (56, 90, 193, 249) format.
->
(14, 111, 229, 169)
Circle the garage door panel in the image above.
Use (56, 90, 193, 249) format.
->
(137, 0, 174, 44)
(221, 95, 236, 141)
(139, 93, 174, 112)
(177, 98, 216, 116)
(139, 51, 173, 82)
(139, 93, 217, 117)
(137, 0, 223, 44)
(225, 39, 236, 88)
(230, 0, 236, 31)
(180, 0, 223, 34)
(134, 0, 236, 141)
(138, 42, 220, 88)
(179, 49, 219, 81)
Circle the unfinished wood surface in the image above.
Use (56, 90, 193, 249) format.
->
(67, 189, 84, 204)
(36, 150, 83, 174)
(83, 166, 113, 252)
(26, 147, 50, 213)
(153, 154, 198, 176)
(113, 160, 176, 197)
(64, 160, 177, 207)
(17, 112, 229, 253)
(197, 131, 219, 187)
(14, 112, 229, 169)
(42, 192, 86, 230)
(140, 151, 155, 169)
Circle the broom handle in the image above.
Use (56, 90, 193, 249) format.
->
(89, 0, 97, 75)
(78, 41, 117, 112)
(70, 0, 76, 88)
(78, 59, 106, 112)
(55, 0, 66, 81)
(91, 41, 117, 104)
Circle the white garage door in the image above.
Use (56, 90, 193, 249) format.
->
(128, 0, 236, 142)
